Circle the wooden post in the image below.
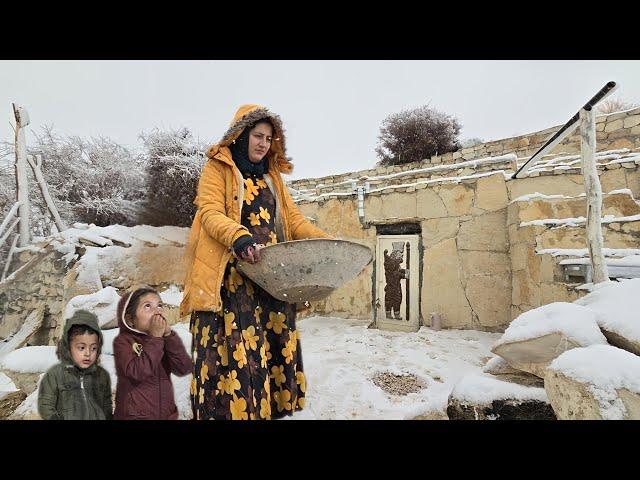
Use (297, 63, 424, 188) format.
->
(13, 104, 30, 247)
(27, 154, 67, 232)
(1, 233, 19, 281)
(0, 217, 20, 249)
(580, 108, 609, 284)
(0, 201, 21, 239)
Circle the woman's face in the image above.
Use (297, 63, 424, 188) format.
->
(247, 122, 273, 163)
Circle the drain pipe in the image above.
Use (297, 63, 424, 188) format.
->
(352, 181, 370, 227)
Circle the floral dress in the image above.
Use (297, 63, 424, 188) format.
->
(190, 172, 306, 420)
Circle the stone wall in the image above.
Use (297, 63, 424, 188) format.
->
(290, 107, 640, 193)
(507, 190, 640, 319)
(297, 172, 514, 331)
(0, 247, 69, 345)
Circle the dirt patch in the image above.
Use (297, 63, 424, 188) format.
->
(372, 372, 426, 396)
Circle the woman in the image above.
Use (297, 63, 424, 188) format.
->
(181, 104, 330, 420)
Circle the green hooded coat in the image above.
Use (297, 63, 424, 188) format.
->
(37, 310, 113, 420)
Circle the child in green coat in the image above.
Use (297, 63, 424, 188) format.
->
(38, 309, 113, 420)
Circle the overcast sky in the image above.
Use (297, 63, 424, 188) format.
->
(2, 60, 640, 180)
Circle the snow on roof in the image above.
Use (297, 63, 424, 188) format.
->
(574, 278, 640, 345)
(0, 346, 57, 373)
(520, 213, 640, 228)
(537, 248, 640, 258)
(559, 255, 640, 267)
(525, 149, 639, 175)
(450, 373, 548, 404)
(492, 302, 607, 348)
(368, 170, 509, 195)
(549, 345, 640, 419)
(312, 154, 518, 191)
(511, 192, 575, 203)
(510, 188, 635, 205)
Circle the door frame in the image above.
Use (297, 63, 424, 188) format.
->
(373, 233, 421, 332)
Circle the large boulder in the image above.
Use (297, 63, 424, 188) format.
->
(491, 302, 608, 378)
(575, 279, 640, 356)
(0, 346, 57, 395)
(64, 287, 121, 329)
(545, 345, 640, 420)
(446, 374, 556, 420)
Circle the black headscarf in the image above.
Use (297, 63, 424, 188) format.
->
(228, 120, 272, 177)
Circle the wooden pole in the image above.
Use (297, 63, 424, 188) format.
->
(27, 154, 67, 232)
(580, 107, 609, 284)
(13, 104, 30, 247)
(0, 201, 21, 239)
(513, 81, 617, 179)
(1, 233, 19, 281)
(0, 217, 20, 249)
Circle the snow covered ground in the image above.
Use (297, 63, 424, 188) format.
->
(1, 316, 499, 420)
(290, 316, 499, 419)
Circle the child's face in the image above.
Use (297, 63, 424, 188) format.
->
(132, 293, 164, 333)
(70, 332, 99, 369)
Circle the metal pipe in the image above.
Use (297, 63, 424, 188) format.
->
(512, 81, 618, 179)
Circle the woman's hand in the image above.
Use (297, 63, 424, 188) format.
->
(149, 314, 166, 338)
(233, 235, 262, 264)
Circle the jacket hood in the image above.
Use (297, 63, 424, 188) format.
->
(116, 290, 152, 336)
(206, 104, 293, 174)
(57, 310, 103, 369)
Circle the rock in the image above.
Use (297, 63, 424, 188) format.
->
(574, 278, 640, 357)
(423, 238, 473, 329)
(483, 356, 544, 387)
(65, 287, 121, 329)
(437, 184, 474, 217)
(491, 302, 608, 378)
(475, 173, 509, 212)
(623, 115, 640, 128)
(545, 345, 640, 420)
(493, 332, 582, 378)
(0, 307, 45, 359)
(1, 371, 42, 395)
(446, 374, 555, 420)
(0, 390, 27, 419)
(457, 210, 508, 252)
(8, 390, 41, 420)
(604, 119, 624, 133)
(600, 329, 640, 357)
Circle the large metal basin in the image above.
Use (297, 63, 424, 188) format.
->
(236, 239, 372, 303)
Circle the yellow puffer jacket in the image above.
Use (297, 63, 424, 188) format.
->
(180, 104, 329, 316)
